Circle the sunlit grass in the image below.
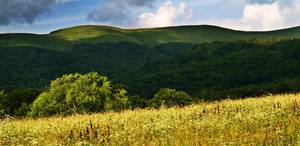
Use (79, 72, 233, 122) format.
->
(50, 25, 300, 47)
(1, 93, 300, 145)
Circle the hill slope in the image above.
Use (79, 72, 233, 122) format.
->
(1, 25, 300, 51)
(123, 39, 300, 98)
(50, 25, 300, 47)
(1, 25, 300, 98)
(0, 33, 72, 51)
(1, 93, 300, 145)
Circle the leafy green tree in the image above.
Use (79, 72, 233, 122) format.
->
(30, 72, 129, 116)
(150, 88, 193, 108)
(105, 89, 130, 111)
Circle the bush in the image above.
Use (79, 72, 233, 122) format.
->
(6, 88, 40, 116)
(30, 72, 129, 116)
(129, 95, 147, 109)
(150, 88, 193, 108)
(15, 103, 31, 117)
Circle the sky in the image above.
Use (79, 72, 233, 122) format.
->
(1, 0, 300, 33)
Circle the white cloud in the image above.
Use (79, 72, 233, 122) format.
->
(137, 1, 192, 28)
(242, 2, 284, 30)
(240, 0, 300, 30)
(217, 0, 300, 30)
(136, 0, 300, 30)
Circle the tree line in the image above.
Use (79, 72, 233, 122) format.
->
(1, 39, 300, 117)
(0, 72, 193, 117)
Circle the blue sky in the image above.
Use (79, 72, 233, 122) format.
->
(0, 0, 300, 33)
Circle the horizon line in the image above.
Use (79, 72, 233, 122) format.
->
(1, 24, 300, 35)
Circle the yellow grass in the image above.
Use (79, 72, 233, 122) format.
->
(1, 94, 300, 145)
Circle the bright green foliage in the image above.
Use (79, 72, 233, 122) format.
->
(105, 89, 130, 110)
(50, 25, 300, 47)
(30, 72, 128, 116)
(150, 88, 193, 108)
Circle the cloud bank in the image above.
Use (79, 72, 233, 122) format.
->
(1, 0, 300, 31)
(0, 0, 75, 26)
(137, 1, 192, 28)
(86, 0, 300, 30)
(219, 0, 300, 30)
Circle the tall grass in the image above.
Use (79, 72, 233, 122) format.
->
(1, 94, 300, 145)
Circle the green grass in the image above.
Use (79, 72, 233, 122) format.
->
(0, 34, 72, 51)
(1, 93, 300, 145)
(51, 25, 300, 47)
(50, 25, 142, 45)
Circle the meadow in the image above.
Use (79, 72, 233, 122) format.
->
(1, 93, 300, 145)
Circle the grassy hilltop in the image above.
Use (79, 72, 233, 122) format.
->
(51, 25, 300, 46)
(2, 25, 300, 51)
(1, 93, 300, 145)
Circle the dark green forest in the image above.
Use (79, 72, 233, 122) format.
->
(1, 25, 300, 117)
(124, 39, 300, 99)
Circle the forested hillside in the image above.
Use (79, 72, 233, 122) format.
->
(1, 25, 300, 114)
(0, 42, 163, 88)
(123, 39, 300, 99)
(1, 25, 300, 89)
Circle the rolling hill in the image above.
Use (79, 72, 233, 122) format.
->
(2, 25, 300, 51)
(50, 25, 300, 46)
(1, 25, 300, 99)
(0, 33, 72, 51)
(50, 25, 300, 47)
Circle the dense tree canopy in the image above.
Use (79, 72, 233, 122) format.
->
(30, 72, 129, 116)
(1, 39, 300, 117)
(124, 39, 300, 99)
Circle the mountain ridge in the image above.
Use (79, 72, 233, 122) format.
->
(2, 25, 300, 49)
(50, 24, 300, 34)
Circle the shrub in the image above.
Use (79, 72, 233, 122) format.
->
(7, 88, 40, 116)
(150, 88, 193, 108)
(30, 72, 129, 116)
(129, 95, 147, 109)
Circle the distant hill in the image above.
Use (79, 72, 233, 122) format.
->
(50, 25, 300, 47)
(0, 33, 72, 51)
(1, 25, 300, 98)
(2, 25, 300, 52)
